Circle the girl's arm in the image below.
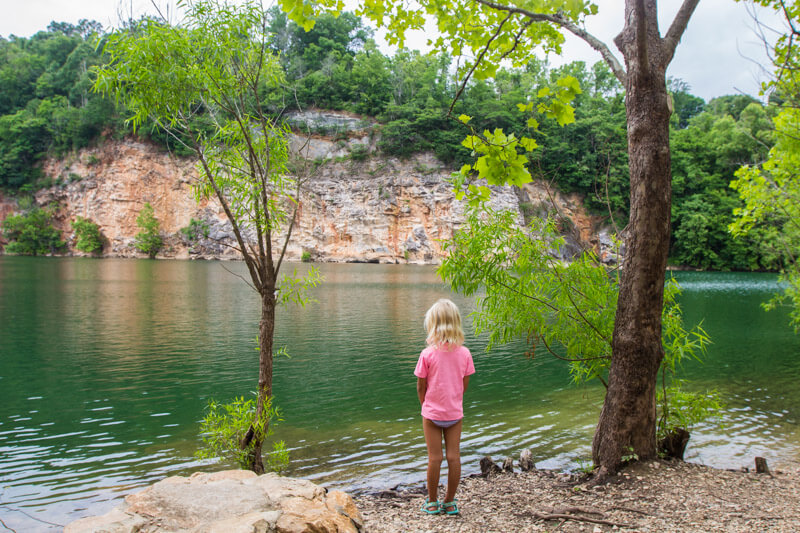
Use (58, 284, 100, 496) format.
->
(417, 377, 427, 405)
(463, 375, 470, 392)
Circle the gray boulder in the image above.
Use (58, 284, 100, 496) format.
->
(65, 470, 363, 533)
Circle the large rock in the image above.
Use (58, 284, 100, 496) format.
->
(64, 470, 363, 533)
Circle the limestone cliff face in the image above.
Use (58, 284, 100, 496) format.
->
(1, 131, 603, 264)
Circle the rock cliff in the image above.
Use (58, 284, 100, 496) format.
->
(1, 118, 604, 263)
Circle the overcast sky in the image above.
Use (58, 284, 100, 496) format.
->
(1, 0, 786, 102)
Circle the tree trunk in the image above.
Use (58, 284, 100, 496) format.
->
(247, 287, 276, 474)
(592, 0, 673, 475)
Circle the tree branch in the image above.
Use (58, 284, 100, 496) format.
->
(635, 0, 649, 75)
(662, 0, 701, 61)
(196, 147, 263, 292)
(450, 12, 512, 114)
(220, 262, 257, 292)
(473, 0, 627, 84)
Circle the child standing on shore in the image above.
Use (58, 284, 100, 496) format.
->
(414, 299, 475, 515)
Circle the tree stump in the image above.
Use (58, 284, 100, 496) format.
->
(480, 456, 502, 477)
(519, 449, 536, 472)
(657, 428, 690, 460)
(755, 457, 771, 474)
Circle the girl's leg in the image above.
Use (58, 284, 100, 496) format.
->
(442, 419, 463, 505)
(422, 418, 444, 502)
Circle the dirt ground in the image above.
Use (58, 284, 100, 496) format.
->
(354, 459, 800, 532)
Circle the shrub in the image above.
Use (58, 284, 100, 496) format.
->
(2, 207, 65, 256)
(180, 218, 210, 243)
(134, 202, 163, 258)
(349, 144, 369, 162)
(72, 216, 103, 253)
(301, 251, 312, 262)
(196, 395, 289, 474)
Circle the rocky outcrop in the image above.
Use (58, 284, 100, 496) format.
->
(1, 112, 605, 263)
(64, 470, 363, 533)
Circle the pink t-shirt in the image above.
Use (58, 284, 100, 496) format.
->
(414, 345, 475, 420)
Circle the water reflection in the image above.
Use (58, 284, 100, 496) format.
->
(1, 260, 799, 532)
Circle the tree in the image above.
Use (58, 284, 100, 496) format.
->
(72, 216, 103, 253)
(2, 204, 65, 255)
(668, 78, 705, 129)
(280, 0, 701, 476)
(669, 102, 776, 270)
(134, 202, 163, 259)
(95, 0, 321, 473)
(729, 0, 800, 330)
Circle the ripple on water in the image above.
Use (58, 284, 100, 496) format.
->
(2, 262, 800, 532)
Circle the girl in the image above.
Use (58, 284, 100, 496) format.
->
(414, 298, 475, 515)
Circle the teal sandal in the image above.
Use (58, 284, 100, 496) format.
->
(443, 499, 459, 515)
(421, 498, 441, 515)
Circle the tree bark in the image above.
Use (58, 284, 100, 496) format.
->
(591, 0, 674, 475)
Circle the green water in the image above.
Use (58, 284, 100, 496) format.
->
(1, 258, 799, 531)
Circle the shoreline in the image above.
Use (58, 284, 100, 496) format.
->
(354, 458, 800, 532)
(0, 251, 438, 265)
(0, 253, 788, 276)
(27, 456, 800, 532)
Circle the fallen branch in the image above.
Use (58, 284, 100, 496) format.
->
(610, 505, 653, 516)
(549, 506, 605, 516)
(519, 510, 633, 528)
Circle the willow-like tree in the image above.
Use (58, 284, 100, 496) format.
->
(95, 0, 321, 472)
(731, 0, 800, 331)
(281, 0, 700, 477)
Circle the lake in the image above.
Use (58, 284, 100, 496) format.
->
(1, 257, 799, 531)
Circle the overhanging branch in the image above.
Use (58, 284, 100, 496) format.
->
(473, 0, 627, 84)
(450, 12, 512, 114)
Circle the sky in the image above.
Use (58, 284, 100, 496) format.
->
(0, 0, 787, 102)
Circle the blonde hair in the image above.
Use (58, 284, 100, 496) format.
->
(424, 299, 465, 348)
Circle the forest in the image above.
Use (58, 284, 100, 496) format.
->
(0, 10, 780, 271)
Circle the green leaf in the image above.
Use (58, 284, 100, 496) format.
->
(520, 137, 538, 151)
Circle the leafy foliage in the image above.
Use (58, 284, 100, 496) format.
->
(440, 203, 718, 431)
(180, 218, 209, 243)
(730, 107, 800, 329)
(71, 216, 102, 253)
(729, 0, 800, 330)
(197, 395, 289, 473)
(0, 22, 117, 187)
(1, 205, 65, 255)
(670, 100, 776, 270)
(134, 202, 162, 259)
(657, 281, 721, 440)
